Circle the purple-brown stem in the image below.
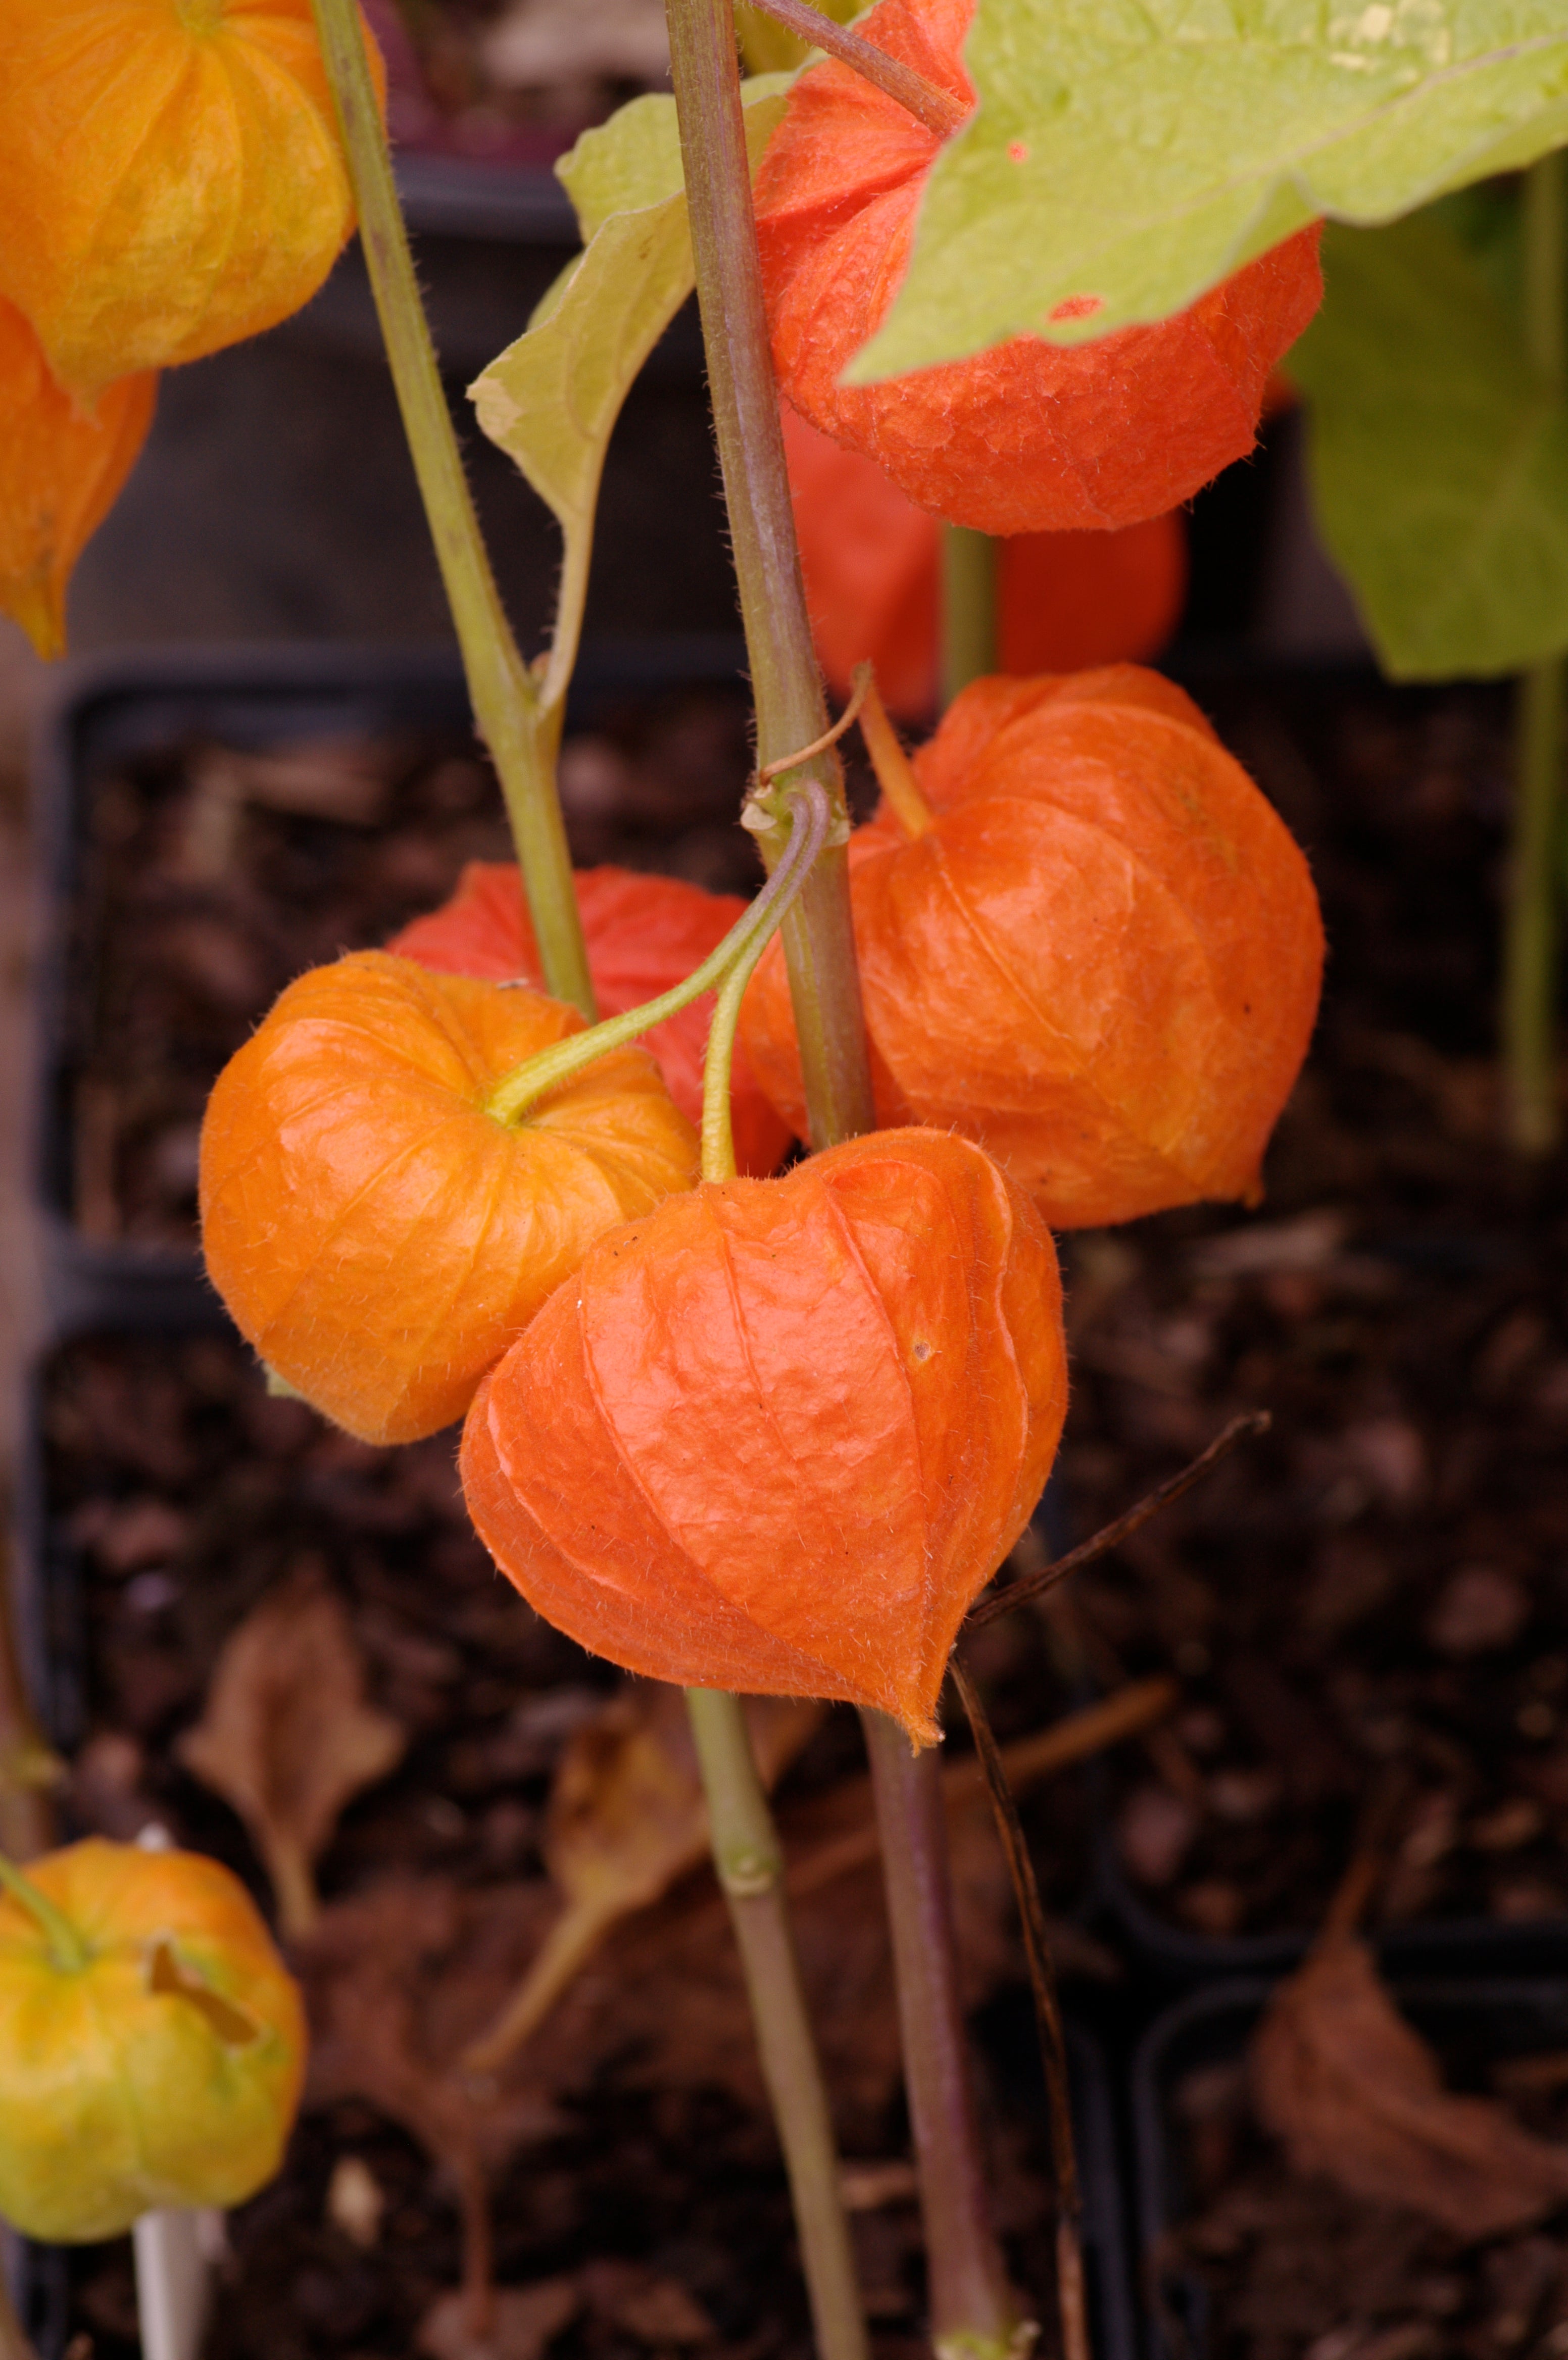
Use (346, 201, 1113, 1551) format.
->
(864, 1714, 1024, 2360)
(662, 6, 1019, 2350)
(742, 0, 965, 137)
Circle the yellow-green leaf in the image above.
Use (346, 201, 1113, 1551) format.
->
(468, 77, 792, 675)
(852, 0, 1568, 383)
(1293, 212, 1568, 680)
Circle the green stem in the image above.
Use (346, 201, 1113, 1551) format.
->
(486, 784, 830, 1125)
(1508, 659, 1563, 1152)
(942, 528, 998, 704)
(685, 1689, 868, 2360)
(1506, 150, 1567, 1155)
(0, 1850, 86, 1974)
(309, 0, 595, 1020)
(662, 5, 1016, 2352)
(702, 784, 834, 1179)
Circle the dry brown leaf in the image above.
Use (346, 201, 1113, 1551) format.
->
(461, 1683, 822, 2071)
(177, 1562, 406, 1937)
(418, 2280, 579, 2360)
(578, 2261, 716, 2346)
(1252, 1932, 1568, 2237)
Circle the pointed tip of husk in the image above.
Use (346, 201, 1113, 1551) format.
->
(6, 579, 65, 661)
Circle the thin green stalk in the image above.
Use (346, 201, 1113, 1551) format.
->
(486, 785, 828, 1124)
(663, 6, 1019, 2352)
(1507, 659, 1564, 1152)
(676, 781, 858, 2356)
(702, 784, 834, 1178)
(942, 528, 998, 704)
(1506, 149, 1567, 1154)
(0, 1850, 86, 1974)
(309, 0, 595, 1019)
(685, 1689, 868, 2360)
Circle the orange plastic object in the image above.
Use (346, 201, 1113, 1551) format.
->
(389, 864, 793, 1178)
(200, 952, 699, 1444)
(0, 0, 384, 405)
(740, 667, 1325, 1227)
(755, 0, 1322, 534)
(462, 1129, 1067, 1743)
(0, 299, 155, 659)
(782, 405, 1187, 719)
(0, 1839, 305, 2243)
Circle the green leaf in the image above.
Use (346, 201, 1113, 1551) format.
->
(851, 2, 1568, 383)
(1289, 212, 1568, 680)
(468, 78, 791, 698)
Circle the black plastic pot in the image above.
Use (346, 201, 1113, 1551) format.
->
(30, 635, 751, 1336)
(1096, 1843, 1568, 1989)
(1132, 1973, 1568, 2360)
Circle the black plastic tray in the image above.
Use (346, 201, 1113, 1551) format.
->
(11, 1300, 1143, 2360)
(1132, 1974, 1568, 2360)
(30, 636, 751, 1338)
(1098, 1842, 1568, 1988)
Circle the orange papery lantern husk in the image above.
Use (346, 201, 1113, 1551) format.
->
(782, 404, 1187, 720)
(200, 952, 699, 1446)
(0, 298, 155, 659)
(0, 0, 384, 406)
(461, 1129, 1068, 1745)
(755, 0, 1323, 535)
(739, 667, 1325, 1229)
(0, 1838, 305, 2244)
(389, 863, 794, 1178)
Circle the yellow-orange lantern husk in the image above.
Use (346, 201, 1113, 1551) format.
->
(461, 1129, 1068, 1744)
(0, 1838, 305, 2243)
(739, 667, 1326, 1229)
(199, 952, 699, 1445)
(0, 0, 384, 406)
(0, 298, 155, 659)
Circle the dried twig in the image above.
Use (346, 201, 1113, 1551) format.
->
(0, 2272, 38, 2360)
(0, 1522, 59, 1861)
(967, 1412, 1271, 1631)
(948, 1659, 1091, 2360)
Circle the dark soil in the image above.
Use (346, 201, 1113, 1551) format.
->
(1054, 670, 1568, 1944)
(39, 1328, 1096, 2360)
(62, 683, 762, 1247)
(1155, 1997, 1568, 2360)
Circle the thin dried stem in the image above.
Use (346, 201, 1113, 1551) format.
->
(0, 2273, 38, 2360)
(948, 1661, 1089, 2360)
(967, 1412, 1271, 1630)
(0, 1528, 57, 1864)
